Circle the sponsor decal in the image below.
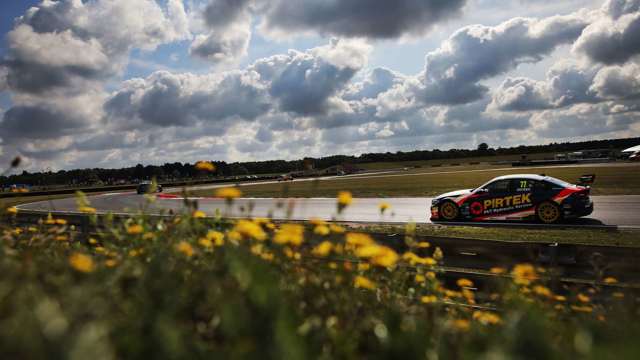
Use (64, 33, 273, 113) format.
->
(483, 193, 531, 210)
(470, 201, 483, 215)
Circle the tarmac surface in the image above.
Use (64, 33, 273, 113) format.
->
(16, 193, 640, 229)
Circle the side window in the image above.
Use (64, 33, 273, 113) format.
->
(485, 180, 510, 193)
(533, 180, 552, 192)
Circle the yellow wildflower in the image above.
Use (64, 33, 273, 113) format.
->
(329, 224, 345, 233)
(261, 252, 274, 261)
(215, 187, 242, 199)
(6, 206, 18, 215)
(314, 225, 330, 236)
(346, 232, 374, 247)
(379, 202, 391, 214)
(570, 305, 593, 313)
(194, 161, 216, 172)
(44, 213, 55, 225)
(533, 285, 552, 298)
(142, 232, 155, 241)
(227, 230, 242, 242)
(309, 217, 327, 226)
(95, 247, 106, 254)
(402, 252, 436, 266)
(357, 263, 370, 271)
(28, 226, 37, 232)
(472, 311, 502, 325)
(274, 224, 304, 246)
(234, 219, 267, 241)
(176, 241, 194, 257)
(128, 249, 139, 257)
(577, 293, 591, 303)
(55, 219, 67, 225)
(312, 241, 333, 257)
(69, 253, 95, 273)
(78, 206, 96, 214)
(512, 264, 538, 286)
(88, 238, 98, 245)
(337, 191, 353, 207)
(206, 230, 225, 246)
(354, 275, 377, 290)
(457, 278, 474, 288)
(421, 295, 438, 304)
(104, 259, 118, 268)
(490, 267, 506, 275)
(452, 319, 470, 332)
(126, 224, 144, 235)
(426, 271, 436, 280)
(415, 274, 426, 283)
(192, 210, 206, 218)
(416, 241, 430, 248)
(433, 247, 443, 261)
(199, 237, 213, 248)
(603, 277, 618, 284)
(356, 244, 399, 267)
(328, 262, 338, 269)
(55, 235, 68, 241)
(554, 295, 567, 301)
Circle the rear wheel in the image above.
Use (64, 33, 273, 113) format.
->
(536, 201, 562, 224)
(439, 201, 460, 221)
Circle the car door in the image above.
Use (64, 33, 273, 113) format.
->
(470, 179, 512, 218)
(510, 178, 535, 216)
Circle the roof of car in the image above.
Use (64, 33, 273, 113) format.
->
(490, 174, 549, 181)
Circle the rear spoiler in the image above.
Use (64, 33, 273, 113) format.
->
(578, 174, 596, 186)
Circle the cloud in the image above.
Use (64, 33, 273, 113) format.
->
(0, 104, 87, 141)
(416, 13, 591, 105)
(252, 39, 371, 115)
(105, 70, 270, 129)
(2, 0, 190, 95)
(574, 8, 640, 64)
(260, 0, 467, 39)
(189, 0, 252, 63)
(590, 62, 640, 99)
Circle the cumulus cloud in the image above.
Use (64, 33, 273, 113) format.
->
(0, 105, 87, 141)
(2, 0, 190, 95)
(252, 39, 371, 115)
(189, 0, 252, 63)
(260, 0, 467, 39)
(416, 13, 590, 105)
(574, 7, 640, 64)
(105, 70, 270, 129)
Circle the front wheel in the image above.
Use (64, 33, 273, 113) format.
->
(439, 201, 460, 221)
(536, 201, 562, 224)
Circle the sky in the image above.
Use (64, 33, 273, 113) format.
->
(0, 0, 638, 171)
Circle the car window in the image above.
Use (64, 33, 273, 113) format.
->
(533, 180, 554, 192)
(485, 179, 510, 193)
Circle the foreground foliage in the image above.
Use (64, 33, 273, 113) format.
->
(1, 196, 640, 359)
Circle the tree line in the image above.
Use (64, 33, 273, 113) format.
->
(2, 137, 638, 188)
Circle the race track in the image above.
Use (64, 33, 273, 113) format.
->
(16, 192, 640, 229)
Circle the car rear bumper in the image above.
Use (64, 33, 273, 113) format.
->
(563, 198, 594, 218)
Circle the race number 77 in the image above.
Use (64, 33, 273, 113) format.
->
(520, 180, 528, 188)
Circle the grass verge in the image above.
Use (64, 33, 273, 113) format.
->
(189, 164, 640, 198)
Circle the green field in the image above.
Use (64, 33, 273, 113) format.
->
(357, 152, 557, 170)
(191, 163, 640, 198)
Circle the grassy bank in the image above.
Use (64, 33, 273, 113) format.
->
(192, 164, 640, 198)
(356, 223, 640, 248)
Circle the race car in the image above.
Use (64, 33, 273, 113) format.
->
(136, 181, 162, 194)
(430, 174, 594, 224)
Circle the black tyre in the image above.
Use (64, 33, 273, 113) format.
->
(439, 201, 460, 221)
(536, 201, 562, 224)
